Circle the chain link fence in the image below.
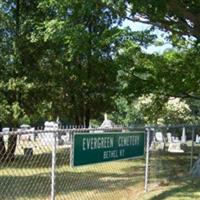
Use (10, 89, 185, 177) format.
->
(145, 125, 200, 191)
(0, 126, 146, 200)
(1, 125, 199, 199)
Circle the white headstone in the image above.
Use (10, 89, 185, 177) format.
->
(167, 132, 172, 143)
(168, 143, 184, 153)
(167, 132, 184, 153)
(44, 121, 58, 130)
(2, 127, 10, 133)
(196, 134, 200, 143)
(181, 127, 186, 143)
(2, 127, 10, 142)
(19, 124, 35, 141)
(153, 132, 165, 150)
(39, 121, 58, 145)
(155, 132, 164, 142)
(20, 124, 31, 129)
(99, 113, 115, 129)
(172, 136, 180, 143)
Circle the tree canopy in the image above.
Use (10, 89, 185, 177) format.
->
(2, 0, 200, 161)
(127, 0, 200, 40)
(1, 0, 200, 127)
(0, 0, 155, 126)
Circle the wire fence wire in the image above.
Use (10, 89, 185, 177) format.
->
(1, 125, 199, 199)
(0, 127, 146, 200)
(146, 125, 200, 191)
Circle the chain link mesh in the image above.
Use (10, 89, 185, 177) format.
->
(148, 126, 200, 190)
(0, 128, 145, 200)
(1, 125, 198, 199)
(0, 129, 53, 200)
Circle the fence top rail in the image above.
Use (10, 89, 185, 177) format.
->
(1, 124, 200, 136)
(0, 127, 129, 136)
(143, 124, 200, 129)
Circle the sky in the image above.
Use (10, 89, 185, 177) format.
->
(123, 19, 173, 54)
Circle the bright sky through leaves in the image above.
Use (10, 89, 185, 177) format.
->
(123, 19, 173, 54)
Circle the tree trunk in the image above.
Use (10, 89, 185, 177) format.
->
(0, 122, 6, 162)
(75, 114, 80, 125)
(5, 135, 17, 162)
(85, 108, 90, 128)
(0, 136, 6, 162)
(1, 0, 20, 163)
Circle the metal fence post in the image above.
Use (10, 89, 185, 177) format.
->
(51, 131, 57, 200)
(190, 127, 195, 171)
(145, 128, 150, 193)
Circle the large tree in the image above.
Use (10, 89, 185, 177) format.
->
(125, 0, 200, 40)
(0, 0, 154, 161)
(0, 0, 56, 161)
(117, 40, 200, 100)
(35, 0, 155, 126)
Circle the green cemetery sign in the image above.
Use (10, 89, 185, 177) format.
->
(70, 132, 144, 167)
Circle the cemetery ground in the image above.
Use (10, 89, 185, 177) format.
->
(1, 140, 200, 200)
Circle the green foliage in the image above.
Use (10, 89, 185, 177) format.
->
(148, 48, 200, 99)
(32, 0, 156, 126)
(1, 0, 199, 128)
(111, 97, 144, 126)
(0, 0, 155, 127)
(111, 95, 192, 126)
(127, 0, 200, 40)
(117, 38, 200, 100)
(114, 35, 200, 125)
(136, 95, 192, 125)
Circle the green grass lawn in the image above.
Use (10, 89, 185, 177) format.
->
(142, 177, 200, 200)
(1, 139, 200, 200)
(0, 141, 145, 200)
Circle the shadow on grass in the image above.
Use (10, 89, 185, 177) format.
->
(149, 178, 200, 200)
(2, 144, 200, 199)
(0, 162, 144, 200)
(0, 174, 51, 200)
(57, 169, 143, 194)
(148, 147, 200, 199)
(0, 148, 70, 169)
(149, 150, 192, 182)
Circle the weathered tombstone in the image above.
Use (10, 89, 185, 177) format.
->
(167, 132, 172, 143)
(168, 143, 184, 153)
(39, 121, 58, 146)
(2, 127, 10, 142)
(154, 132, 165, 150)
(99, 113, 115, 129)
(2, 127, 10, 133)
(19, 124, 35, 141)
(155, 132, 164, 142)
(181, 127, 186, 143)
(166, 131, 184, 153)
(196, 134, 200, 143)
(16, 125, 36, 156)
(61, 134, 70, 145)
(171, 136, 180, 142)
(91, 113, 116, 133)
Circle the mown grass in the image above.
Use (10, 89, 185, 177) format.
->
(141, 177, 200, 200)
(1, 139, 200, 200)
(0, 141, 145, 200)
